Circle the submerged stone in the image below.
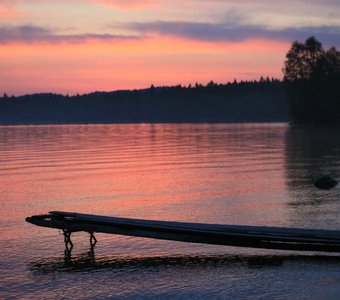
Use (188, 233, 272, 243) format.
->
(314, 176, 338, 190)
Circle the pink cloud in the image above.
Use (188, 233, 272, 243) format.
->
(0, 1, 27, 19)
(92, 0, 158, 9)
(0, 0, 159, 10)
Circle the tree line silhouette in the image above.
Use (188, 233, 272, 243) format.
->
(283, 36, 340, 123)
(0, 78, 289, 124)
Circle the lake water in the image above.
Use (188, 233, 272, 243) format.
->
(1, 123, 340, 299)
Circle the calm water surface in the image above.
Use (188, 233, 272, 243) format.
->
(1, 123, 340, 299)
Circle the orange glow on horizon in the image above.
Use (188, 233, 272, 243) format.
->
(0, 37, 289, 95)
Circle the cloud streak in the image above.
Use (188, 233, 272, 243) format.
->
(123, 21, 340, 46)
(1, 22, 339, 46)
(0, 25, 138, 44)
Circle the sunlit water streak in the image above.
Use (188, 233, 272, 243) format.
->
(1, 123, 340, 299)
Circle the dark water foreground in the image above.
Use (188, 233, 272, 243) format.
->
(1, 123, 340, 299)
(25, 253, 340, 299)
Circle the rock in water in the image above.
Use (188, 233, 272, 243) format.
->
(314, 176, 338, 190)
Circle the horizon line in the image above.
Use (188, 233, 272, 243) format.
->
(2, 76, 282, 98)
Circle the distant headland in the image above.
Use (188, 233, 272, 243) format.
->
(0, 78, 290, 125)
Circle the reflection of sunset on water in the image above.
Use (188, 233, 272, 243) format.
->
(2, 123, 340, 299)
(1, 124, 288, 225)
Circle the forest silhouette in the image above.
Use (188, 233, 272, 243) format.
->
(0, 78, 288, 124)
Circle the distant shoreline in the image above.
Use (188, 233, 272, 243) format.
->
(0, 120, 290, 126)
(0, 79, 291, 125)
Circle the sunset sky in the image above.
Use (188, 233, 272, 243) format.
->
(1, 0, 339, 96)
